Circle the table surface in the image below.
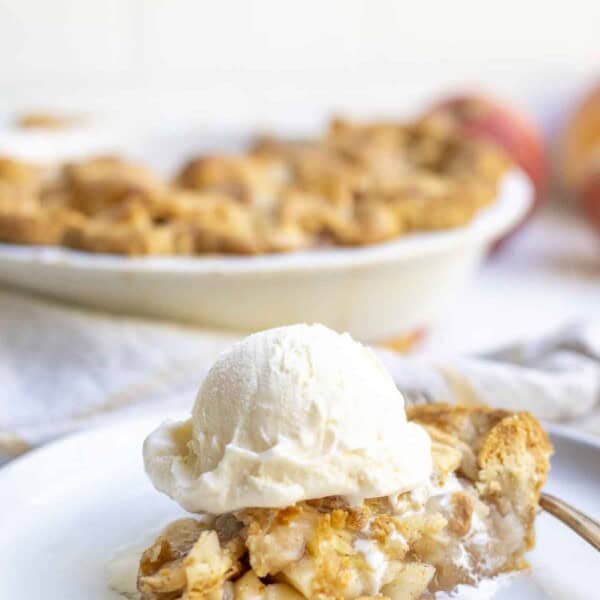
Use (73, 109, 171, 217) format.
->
(423, 204, 600, 356)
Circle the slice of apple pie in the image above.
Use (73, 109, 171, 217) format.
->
(136, 403, 552, 599)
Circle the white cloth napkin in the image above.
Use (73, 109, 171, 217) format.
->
(2, 288, 600, 458)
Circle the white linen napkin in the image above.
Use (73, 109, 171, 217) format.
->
(1, 288, 600, 458)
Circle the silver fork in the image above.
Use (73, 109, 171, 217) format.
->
(540, 493, 600, 551)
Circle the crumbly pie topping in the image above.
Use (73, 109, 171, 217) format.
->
(136, 404, 552, 599)
(0, 114, 510, 256)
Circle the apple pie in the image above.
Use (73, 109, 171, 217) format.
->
(136, 403, 552, 599)
(0, 113, 510, 256)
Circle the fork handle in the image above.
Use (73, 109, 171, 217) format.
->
(540, 493, 600, 552)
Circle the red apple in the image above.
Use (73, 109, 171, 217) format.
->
(428, 94, 548, 241)
(580, 170, 600, 230)
(561, 83, 600, 232)
(562, 83, 600, 191)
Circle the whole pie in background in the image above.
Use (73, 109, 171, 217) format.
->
(0, 113, 510, 256)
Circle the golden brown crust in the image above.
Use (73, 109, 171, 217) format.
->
(15, 111, 81, 130)
(407, 403, 552, 482)
(0, 115, 510, 256)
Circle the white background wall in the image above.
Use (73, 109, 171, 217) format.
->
(0, 0, 598, 134)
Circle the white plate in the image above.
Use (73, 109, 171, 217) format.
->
(0, 171, 531, 341)
(0, 417, 597, 599)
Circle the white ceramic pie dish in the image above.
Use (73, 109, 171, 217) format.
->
(0, 170, 531, 341)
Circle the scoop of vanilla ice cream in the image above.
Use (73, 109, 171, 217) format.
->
(143, 324, 432, 514)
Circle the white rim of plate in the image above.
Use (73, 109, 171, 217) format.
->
(544, 422, 600, 449)
(0, 170, 532, 275)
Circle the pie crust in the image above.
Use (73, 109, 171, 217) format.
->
(0, 115, 510, 256)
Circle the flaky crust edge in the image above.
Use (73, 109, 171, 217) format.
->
(408, 403, 553, 554)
